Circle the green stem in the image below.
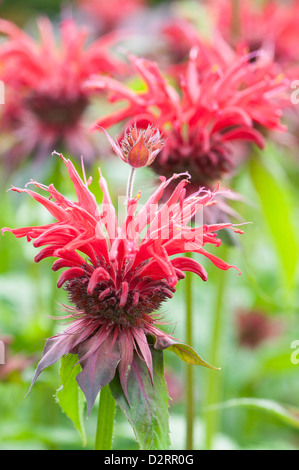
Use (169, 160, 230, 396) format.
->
(204, 245, 228, 450)
(185, 253, 194, 450)
(127, 167, 136, 200)
(95, 384, 116, 450)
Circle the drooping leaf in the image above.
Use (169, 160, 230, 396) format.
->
(167, 342, 220, 370)
(109, 348, 170, 450)
(55, 354, 86, 446)
(153, 334, 220, 370)
(249, 151, 298, 290)
(206, 398, 299, 430)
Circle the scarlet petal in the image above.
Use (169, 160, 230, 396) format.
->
(98, 287, 111, 301)
(34, 245, 60, 263)
(221, 127, 265, 148)
(146, 244, 178, 287)
(87, 267, 110, 294)
(132, 291, 139, 306)
(171, 257, 208, 281)
(57, 267, 86, 288)
(119, 281, 129, 308)
(199, 248, 241, 274)
(51, 259, 78, 271)
(61, 156, 98, 215)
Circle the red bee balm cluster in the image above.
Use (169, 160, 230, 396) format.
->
(2, 132, 242, 414)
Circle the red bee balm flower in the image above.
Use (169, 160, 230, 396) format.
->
(0, 17, 125, 166)
(86, 46, 288, 189)
(78, 0, 145, 32)
(208, 0, 299, 67)
(2, 152, 242, 413)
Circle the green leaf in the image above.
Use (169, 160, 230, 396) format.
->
(167, 342, 220, 370)
(249, 151, 298, 290)
(109, 348, 170, 450)
(55, 354, 86, 446)
(206, 398, 299, 430)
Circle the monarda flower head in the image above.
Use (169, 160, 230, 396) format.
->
(207, 0, 299, 67)
(77, 0, 145, 33)
(85, 44, 288, 191)
(2, 147, 243, 413)
(0, 16, 125, 168)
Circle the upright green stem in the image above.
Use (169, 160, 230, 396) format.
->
(204, 245, 228, 450)
(185, 253, 194, 450)
(95, 384, 116, 450)
(127, 167, 136, 200)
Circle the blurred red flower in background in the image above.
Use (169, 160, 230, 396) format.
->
(207, 0, 299, 67)
(235, 308, 283, 349)
(161, 7, 298, 155)
(77, 0, 145, 33)
(0, 335, 36, 381)
(0, 17, 126, 170)
(86, 43, 288, 191)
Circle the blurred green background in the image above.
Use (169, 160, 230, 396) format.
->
(0, 0, 298, 450)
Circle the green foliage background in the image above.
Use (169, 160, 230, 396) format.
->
(0, 0, 298, 451)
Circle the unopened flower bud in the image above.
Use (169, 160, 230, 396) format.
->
(121, 124, 165, 168)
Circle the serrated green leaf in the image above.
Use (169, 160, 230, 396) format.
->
(55, 354, 86, 446)
(109, 348, 170, 450)
(168, 342, 220, 370)
(249, 152, 298, 290)
(207, 398, 299, 430)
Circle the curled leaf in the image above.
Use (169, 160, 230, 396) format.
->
(206, 398, 299, 430)
(168, 342, 220, 371)
(153, 335, 220, 370)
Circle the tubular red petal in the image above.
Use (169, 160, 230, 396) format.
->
(61, 156, 99, 215)
(221, 127, 265, 148)
(57, 267, 86, 288)
(171, 256, 208, 281)
(98, 287, 111, 301)
(146, 244, 178, 288)
(87, 267, 110, 294)
(52, 259, 78, 271)
(119, 281, 129, 308)
(34, 245, 61, 263)
(99, 169, 118, 242)
(198, 247, 241, 274)
(132, 291, 139, 306)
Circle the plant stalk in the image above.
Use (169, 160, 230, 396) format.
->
(127, 167, 136, 200)
(95, 384, 116, 450)
(204, 245, 228, 450)
(185, 253, 194, 450)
